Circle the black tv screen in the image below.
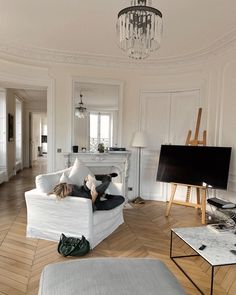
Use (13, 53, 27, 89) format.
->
(156, 145, 232, 189)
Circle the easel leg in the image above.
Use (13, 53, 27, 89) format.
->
(185, 131, 192, 145)
(165, 184, 177, 217)
(196, 187, 201, 215)
(185, 186, 191, 203)
(203, 130, 207, 146)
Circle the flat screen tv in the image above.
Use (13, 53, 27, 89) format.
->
(156, 145, 232, 189)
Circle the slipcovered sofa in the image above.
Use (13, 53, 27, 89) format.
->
(24, 159, 124, 248)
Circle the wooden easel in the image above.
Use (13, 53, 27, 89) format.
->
(165, 108, 207, 224)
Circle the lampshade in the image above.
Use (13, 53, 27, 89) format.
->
(132, 131, 148, 147)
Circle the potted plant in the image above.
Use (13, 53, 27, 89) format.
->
(97, 143, 105, 153)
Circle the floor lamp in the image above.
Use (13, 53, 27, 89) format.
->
(132, 131, 147, 204)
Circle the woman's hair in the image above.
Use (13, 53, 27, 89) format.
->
(52, 183, 68, 198)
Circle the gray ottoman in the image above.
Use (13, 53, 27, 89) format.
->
(38, 258, 186, 295)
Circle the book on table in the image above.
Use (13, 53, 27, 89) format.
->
(207, 223, 235, 233)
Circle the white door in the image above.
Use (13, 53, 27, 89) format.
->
(140, 89, 202, 201)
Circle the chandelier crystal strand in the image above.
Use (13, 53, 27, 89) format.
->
(117, 0, 162, 59)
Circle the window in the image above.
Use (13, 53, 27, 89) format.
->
(89, 112, 112, 152)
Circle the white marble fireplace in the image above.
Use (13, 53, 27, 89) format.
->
(64, 151, 131, 196)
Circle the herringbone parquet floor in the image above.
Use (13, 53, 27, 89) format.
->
(0, 159, 235, 294)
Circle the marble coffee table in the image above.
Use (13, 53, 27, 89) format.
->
(170, 226, 236, 295)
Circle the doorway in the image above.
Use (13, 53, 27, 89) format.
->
(29, 112, 47, 168)
(11, 88, 48, 172)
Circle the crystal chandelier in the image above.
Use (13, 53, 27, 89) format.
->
(116, 0, 163, 59)
(75, 93, 87, 119)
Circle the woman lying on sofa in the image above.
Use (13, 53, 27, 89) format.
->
(52, 173, 124, 211)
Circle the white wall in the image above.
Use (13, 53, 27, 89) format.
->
(1, 47, 236, 201)
(217, 57, 236, 202)
(46, 62, 232, 201)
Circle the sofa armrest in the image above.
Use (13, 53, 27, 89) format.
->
(25, 189, 93, 243)
(35, 167, 72, 194)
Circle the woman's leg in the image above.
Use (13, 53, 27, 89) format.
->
(94, 195, 125, 210)
(95, 173, 118, 181)
(71, 185, 91, 198)
(95, 175, 111, 195)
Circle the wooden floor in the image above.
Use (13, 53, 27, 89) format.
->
(0, 159, 235, 295)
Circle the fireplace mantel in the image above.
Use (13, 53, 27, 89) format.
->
(64, 151, 131, 196)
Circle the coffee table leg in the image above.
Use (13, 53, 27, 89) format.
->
(170, 230, 216, 295)
(170, 230, 173, 258)
(210, 266, 215, 295)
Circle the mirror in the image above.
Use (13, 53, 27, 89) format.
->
(72, 79, 123, 152)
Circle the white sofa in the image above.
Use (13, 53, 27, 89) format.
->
(24, 164, 124, 249)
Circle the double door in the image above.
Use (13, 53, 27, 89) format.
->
(139, 89, 204, 201)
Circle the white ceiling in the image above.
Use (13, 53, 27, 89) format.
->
(1, 1, 236, 102)
(1, 0, 236, 61)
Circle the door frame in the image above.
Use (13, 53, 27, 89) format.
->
(0, 71, 55, 172)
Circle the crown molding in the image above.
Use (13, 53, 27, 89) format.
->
(0, 30, 236, 69)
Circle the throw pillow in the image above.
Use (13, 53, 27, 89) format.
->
(59, 172, 70, 184)
(69, 158, 94, 186)
(105, 182, 123, 195)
